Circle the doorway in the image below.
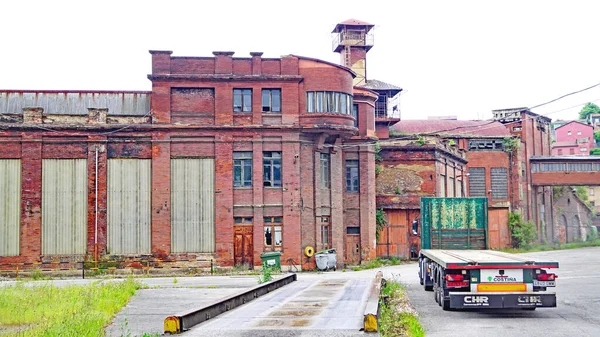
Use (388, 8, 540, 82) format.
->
(234, 225, 253, 268)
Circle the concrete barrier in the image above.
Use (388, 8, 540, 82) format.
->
(164, 273, 297, 334)
(363, 271, 384, 333)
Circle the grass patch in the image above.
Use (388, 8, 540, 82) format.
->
(351, 257, 405, 271)
(498, 239, 600, 254)
(379, 281, 424, 337)
(0, 278, 140, 336)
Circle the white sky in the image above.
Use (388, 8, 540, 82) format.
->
(2, 0, 599, 122)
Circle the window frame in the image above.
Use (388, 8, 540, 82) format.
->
(320, 216, 331, 249)
(233, 88, 252, 113)
(345, 159, 359, 192)
(261, 89, 281, 113)
(263, 151, 282, 187)
(233, 152, 253, 188)
(306, 91, 353, 114)
(351, 104, 359, 127)
(264, 216, 282, 251)
(320, 153, 330, 188)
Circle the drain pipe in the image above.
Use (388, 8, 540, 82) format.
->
(94, 147, 99, 268)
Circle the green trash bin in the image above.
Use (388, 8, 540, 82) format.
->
(260, 251, 282, 271)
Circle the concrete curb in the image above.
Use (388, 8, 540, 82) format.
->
(164, 273, 297, 334)
(363, 271, 384, 333)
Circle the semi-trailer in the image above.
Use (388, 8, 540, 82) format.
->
(414, 198, 558, 310)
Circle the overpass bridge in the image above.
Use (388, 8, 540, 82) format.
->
(530, 156, 600, 186)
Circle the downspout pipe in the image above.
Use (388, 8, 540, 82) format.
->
(94, 147, 99, 267)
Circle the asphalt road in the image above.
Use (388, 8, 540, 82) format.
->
(385, 247, 600, 337)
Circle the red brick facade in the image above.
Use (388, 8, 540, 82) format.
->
(0, 51, 377, 271)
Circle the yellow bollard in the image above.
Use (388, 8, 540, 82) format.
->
(364, 313, 378, 332)
(164, 316, 181, 334)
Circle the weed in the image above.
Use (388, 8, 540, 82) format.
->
(499, 239, 600, 254)
(31, 268, 44, 281)
(379, 281, 424, 337)
(257, 266, 274, 284)
(351, 257, 404, 271)
(0, 278, 140, 336)
(173, 277, 178, 284)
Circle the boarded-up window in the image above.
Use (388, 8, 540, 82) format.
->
(108, 159, 151, 254)
(42, 159, 87, 255)
(0, 160, 21, 256)
(171, 159, 215, 253)
(491, 168, 508, 200)
(439, 175, 446, 197)
(468, 167, 486, 197)
(170, 88, 215, 113)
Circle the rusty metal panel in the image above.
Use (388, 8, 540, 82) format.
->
(0, 160, 21, 256)
(42, 159, 87, 255)
(491, 167, 508, 200)
(468, 167, 486, 197)
(0, 91, 150, 116)
(171, 158, 215, 253)
(107, 159, 151, 255)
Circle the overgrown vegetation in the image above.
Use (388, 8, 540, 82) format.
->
(594, 131, 600, 145)
(591, 148, 600, 156)
(350, 257, 404, 271)
(0, 278, 140, 337)
(504, 136, 520, 152)
(379, 281, 424, 337)
(375, 164, 383, 175)
(500, 239, 600, 254)
(376, 208, 387, 243)
(257, 266, 274, 284)
(374, 142, 383, 163)
(416, 136, 426, 146)
(507, 212, 537, 248)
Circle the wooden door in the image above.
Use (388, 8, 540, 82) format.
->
(345, 234, 361, 265)
(234, 226, 253, 268)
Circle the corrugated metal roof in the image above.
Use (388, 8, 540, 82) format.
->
(0, 91, 150, 116)
(361, 79, 403, 93)
(392, 120, 510, 137)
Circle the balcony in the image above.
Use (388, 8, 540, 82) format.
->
(332, 31, 375, 52)
(375, 101, 400, 119)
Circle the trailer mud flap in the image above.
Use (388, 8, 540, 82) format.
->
(449, 292, 557, 309)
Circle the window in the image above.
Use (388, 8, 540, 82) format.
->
(491, 167, 508, 200)
(578, 131, 582, 135)
(346, 160, 359, 192)
(580, 147, 588, 152)
(233, 152, 252, 187)
(558, 149, 563, 155)
(264, 217, 282, 251)
(233, 89, 252, 112)
(439, 174, 446, 197)
(570, 148, 575, 155)
(346, 227, 360, 235)
(468, 167, 486, 197)
(320, 216, 331, 249)
(320, 153, 330, 188)
(589, 189, 595, 196)
(234, 217, 253, 224)
(568, 131, 572, 136)
(263, 151, 281, 187)
(262, 89, 281, 113)
(306, 91, 353, 114)
(351, 104, 359, 127)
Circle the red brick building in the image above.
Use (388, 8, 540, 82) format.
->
(493, 108, 554, 242)
(0, 47, 379, 271)
(375, 119, 514, 258)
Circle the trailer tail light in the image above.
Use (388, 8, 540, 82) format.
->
(446, 274, 464, 282)
(446, 274, 469, 287)
(537, 273, 556, 281)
